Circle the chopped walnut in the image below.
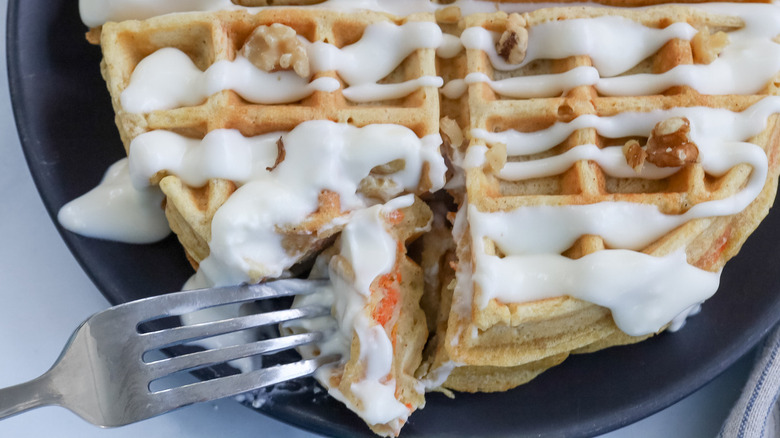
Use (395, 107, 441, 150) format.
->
(646, 117, 699, 167)
(369, 159, 406, 175)
(241, 23, 310, 78)
(266, 137, 286, 171)
(485, 142, 507, 173)
(358, 177, 403, 202)
(496, 13, 529, 65)
(691, 28, 729, 64)
(85, 27, 102, 45)
(440, 116, 464, 150)
(435, 6, 461, 24)
(622, 139, 646, 173)
(358, 160, 406, 201)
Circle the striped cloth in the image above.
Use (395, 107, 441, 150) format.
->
(720, 325, 780, 438)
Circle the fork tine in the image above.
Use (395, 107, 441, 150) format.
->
(145, 332, 325, 380)
(125, 279, 330, 322)
(150, 355, 340, 413)
(140, 305, 330, 350)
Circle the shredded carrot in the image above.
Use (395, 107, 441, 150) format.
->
(698, 226, 732, 269)
(372, 271, 400, 327)
(372, 250, 404, 328)
(387, 209, 404, 225)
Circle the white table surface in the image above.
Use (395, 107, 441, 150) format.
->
(0, 1, 759, 436)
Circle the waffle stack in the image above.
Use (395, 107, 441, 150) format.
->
(83, 1, 780, 436)
(420, 5, 780, 392)
(96, 8, 443, 274)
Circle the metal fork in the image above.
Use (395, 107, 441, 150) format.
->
(0, 279, 338, 427)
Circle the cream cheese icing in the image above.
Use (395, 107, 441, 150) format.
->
(57, 158, 170, 244)
(79, 0, 557, 28)
(284, 195, 418, 431)
(121, 21, 443, 110)
(121, 49, 339, 112)
(462, 4, 780, 97)
(127, 121, 446, 285)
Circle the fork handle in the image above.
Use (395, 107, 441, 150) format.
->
(0, 373, 58, 420)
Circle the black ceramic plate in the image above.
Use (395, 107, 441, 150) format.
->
(8, 1, 780, 437)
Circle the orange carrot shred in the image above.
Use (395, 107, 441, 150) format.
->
(387, 209, 404, 225)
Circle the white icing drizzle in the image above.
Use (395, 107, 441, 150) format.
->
(285, 195, 417, 431)
(473, 98, 780, 156)
(467, 204, 725, 336)
(420, 360, 460, 390)
(57, 158, 170, 244)
(309, 21, 441, 85)
(462, 4, 780, 97)
(79, 0, 556, 28)
(440, 79, 467, 100)
(436, 34, 464, 59)
(469, 201, 708, 258)
(121, 49, 339, 112)
(599, 4, 780, 96)
(128, 129, 280, 188)
(462, 18, 698, 75)
(470, 243, 721, 336)
(465, 67, 600, 99)
(341, 76, 443, 103)
(668, 303, 701, 332)
(462, 144, 487, 170)
(125, 121, 445, 285)
(122, 21, 443, 111)
(499, 143, 678, 180)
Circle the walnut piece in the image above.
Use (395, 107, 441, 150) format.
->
(241, 23, 310, 78)
(622, 139, 646, 173)
(440, 116, 464, 150)
(485, 142, 507, 173)
(646, 117, 699, 168)
(496, 13, 529, 65)
(266, 137, 286, 172)
(358, 160, 406, 202)
(691, 28, 729, 64)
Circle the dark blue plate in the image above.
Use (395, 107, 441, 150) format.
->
(8, 1, 780, 436)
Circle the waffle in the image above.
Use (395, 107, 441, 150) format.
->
(81, 0, 780, 435)
(95, 8, 443, 276)
(416, 218, 570, 393)
(285, 196, 431, 437)
(437, 5, 780, 375)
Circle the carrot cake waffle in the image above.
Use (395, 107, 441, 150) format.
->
(68, 0, 780, 435)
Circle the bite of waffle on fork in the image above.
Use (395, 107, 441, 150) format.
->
(78, 1, 780, 436)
